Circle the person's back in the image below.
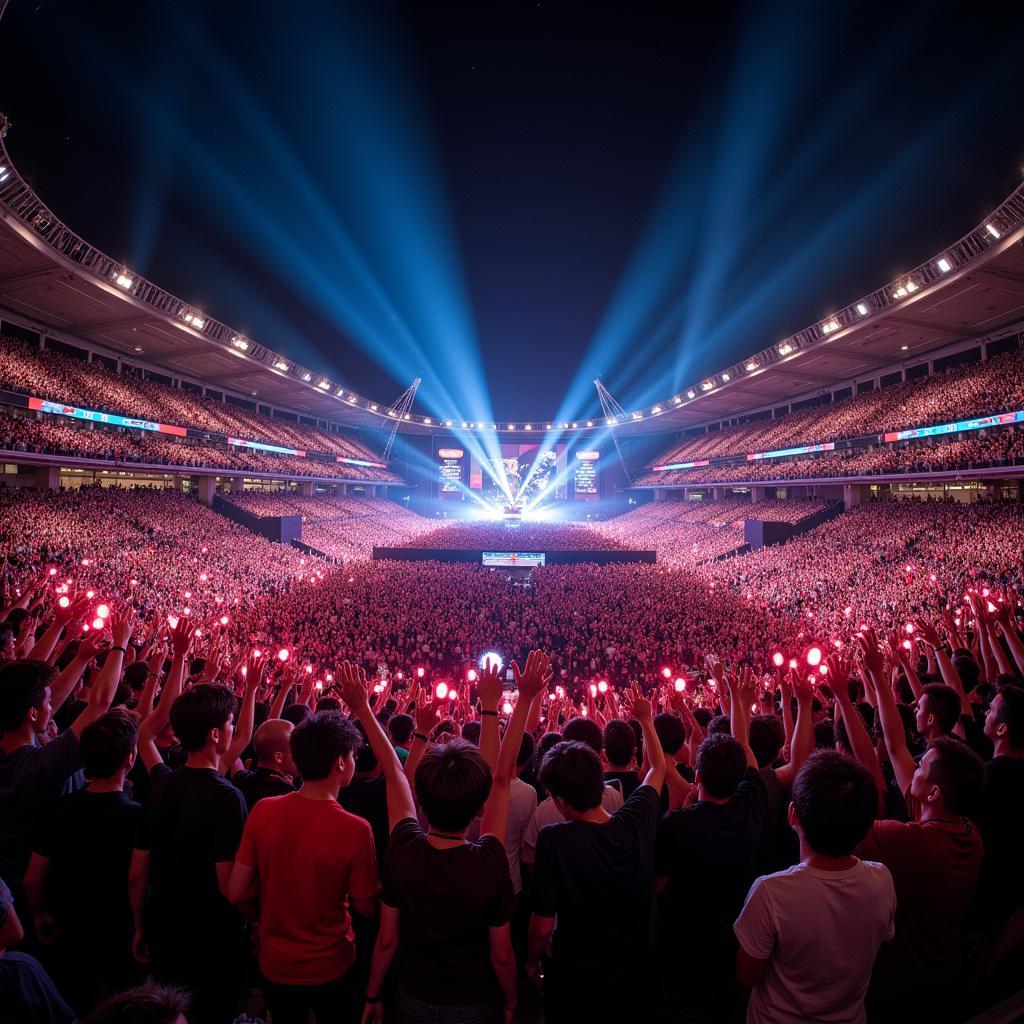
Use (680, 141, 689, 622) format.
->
(735, 751, 895, 1024)
(229, 713, 379, 1020)
(857, 737, 984, 1017)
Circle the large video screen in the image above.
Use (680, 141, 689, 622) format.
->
(470, 443, 567, 502)
(482, 552, 546, 568)
(436, 446, 466, 498)
(573, 450, 600, 500)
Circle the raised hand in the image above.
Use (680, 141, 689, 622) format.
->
(477, 660, 504, 710)
(511, 649, 552, 702)
(415, 692, 440, 734)
(625, 681, 652, 722)
(109, 606, 136, 649)
(170, 615, 197, 657)
(336, 661, 371, 714)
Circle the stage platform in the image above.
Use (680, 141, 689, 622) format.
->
(372, 547, 656, 566)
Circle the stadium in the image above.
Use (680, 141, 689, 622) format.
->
(1, 3, 1024, 1024)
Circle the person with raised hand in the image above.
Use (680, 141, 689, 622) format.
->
(526, 679, 665, 1024)
(350, 650, 550, 1024)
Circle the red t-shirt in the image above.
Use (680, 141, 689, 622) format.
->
(858, 817, 982, 1005)
(235, 791, 381, 984)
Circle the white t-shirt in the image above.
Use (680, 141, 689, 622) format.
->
(734, 860, 896, 1024)
(520, 784, 624, 865)
(462, 777, 536, 894)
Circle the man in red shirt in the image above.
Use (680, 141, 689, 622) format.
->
(853, 636, 984, 1022)
(228, 711, 380, 1024)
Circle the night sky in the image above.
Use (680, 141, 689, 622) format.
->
(1, 0, 1023, 422)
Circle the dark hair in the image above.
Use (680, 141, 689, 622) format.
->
(461, 720, 482, 745)
(80, 982, 191, 1024)
(791, 750, 878, 856)
(813, 720, 836, 750)
(653, 712, 686, 755)
(415, 738, 492, 831)
(539, 739, 605, 812)
(928, 735, 984, 817)
(749, 715, 785, 768)
(315, 696, 342, 713)
(516, 729, 535, 769)
(281, 702, 311, 726)
(0, 659, 57, 732)
(603, 719, 635, 768)
(122, 661, 149, 693)
(289, 710, 362, 782)
(80, 708, 138, 779)
(695, 733, 747, 799)
(388, 713, 414, 746)
(563, 716, 603, 754)
(692, 707, 713, 730)
(707, 714, 731, 736)
(536, 730, 562, 765)
(952, 655, 980, 692)
(994, 684, 1024, 748)
(921, 684, 961, 735)
(168, 683, 235, 752)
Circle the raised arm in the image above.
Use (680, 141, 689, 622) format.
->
(827, 654, 885, 796)
(476, 663, 504, 774)
(219, 651, 264, 774)
(628, 682, 666, 793)
(337, 662, 416, 831)
(70, 607, 136, 738)
(773, 668, 815, 791)
(480, 650, 550, 841)
(724, 662, 757, 770)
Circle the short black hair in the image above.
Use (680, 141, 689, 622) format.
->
(952, 655, 980, 692)
(122, 661, 149, 693)
(80, 982, 191, 1024)
(461, 720, 482, 745)
(562, 716, 604, 754)
(928, 735, 984, 817)
(603, 719, 635, 768)
(653, 713, 686, 756)
(415, 738, 492, 831)
(388, 713, 414, 746)
(539, 739, 605, 812)
(353, 722, 379, 773)
(281, 702, 311, 726)
(80, 708, 138, 779)
(0, 659, 57, 732)
(921, 684, 961, 735)
(516, 730, 535, 769)
(813, 720, 836, 750)
(289, 710, 362, 782)
(695, 733, 747, 800)
(707, 714, 731, 736)
(749, 715, 785, 768)
(994, 684, 1024, 748)
(315, 696, 342, 713)
(791, 750, 878, 856)
(168, 683, 235, 752)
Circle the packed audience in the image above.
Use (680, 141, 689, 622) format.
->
(224, 494, 438, 560)
(651, 346, 1024, 465)
(399, 522, 635, 552)
(0, 335, 395, 471)
(1, 486, 1024, 1024)
(0, 408, 401, 483)
(637, 429, 1024, 486)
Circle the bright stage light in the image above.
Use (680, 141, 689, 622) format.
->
(856, 303, 869, 315)
(986, 223, 1000, 239)
(274, 360, 289, 371)
(231, 335, 249, 350)
(937, 257, 951, 273)
(745, 361, 757, 371)
(480, 651, 503, 672)
(778, 343, 793, 355)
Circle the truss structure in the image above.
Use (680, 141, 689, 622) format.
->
(382, 377, 421, 461)
(594, 377, 632, 484)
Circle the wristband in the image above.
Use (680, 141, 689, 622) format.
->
(112, 645, 128, 654)
(480, 709, 499, 717)
(413, 732, 429, 743)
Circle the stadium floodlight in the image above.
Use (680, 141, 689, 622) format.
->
(508, 424, 515, 430)
(905, 280, 918, 293)
(114, 272, 134, 289)
(652, 405, 662, 414)
(404, 413, 411, 420)
(722, 372, 731, 382)
(445, 420, 453, 426)
(302, 372, 312, 382)
(893, 285, 908, 299)
(546, 423, 552, 429)
(745, 360, 757, 371)
(347, 395, 356, 403)
(686, 389, 695, 399)
(673, 396, 682, 404)
(778, 342, 793, 355)
(230, 335, 249, 350)
(524, 423, 532, 430)
(370, 403, 378, 411)
(821, 318, 840, 334)
(476, 422, 483, 428)
(586, 420, 593, 427)
(986, 223, 1001, 239)
(336, 388, 345, 396)
(461, 421, 468, 428)
(571, 422, 578, 428)
(701, 381, 714, 391)
(856, 303, 869, 316)
(181, 311, 205, 329)
(317, 379, 330, 389)
(424, 417, 432, 424)
(937, 257, 951, 273)
(274, 360, 289, 371)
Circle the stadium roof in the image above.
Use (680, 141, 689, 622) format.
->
(1, 112, 1023, 438)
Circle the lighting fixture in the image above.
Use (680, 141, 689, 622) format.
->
(701, 381, 714, 391)
(778, 343, 793, 355)
(905, 280, 918, 293)
(721, 372, 730, 382)
(686, 389, 695, 399)
(822, 318, 840, 334)
(986, 223, 1001, 239)
(114, 272, 134, 289)
(317, 379, 329, 389)
(856, 303, 869, 316)
(370, 404, 378, 411)
(937, 257, 951, 273)
(274, 360, 289, 371)
(524, 423, 532, 430)
(901, 345, 909, 351)
(586, 420, 593, 427)
(302, 373, 312, 382)
(336, 388, 344, 396)
(745, 360, 757, 371)
(424, 417, 432, 424)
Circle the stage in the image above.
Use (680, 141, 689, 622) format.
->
(371, 547, 657, 565)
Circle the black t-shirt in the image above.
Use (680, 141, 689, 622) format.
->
(974, 755, 1024, 928)
(752, 767, 798, 876)
(654, 767, 767, 978)
(604, 770, 640, 801)
(338, 775, 390, 871)
(0, 732, 83, 888)
(32, 788, 140, 951)
(531, 785, 660, 995)
(232, 767, 295, 812)
(381, 818, 517, 1006)
(135, 765, 247, 955)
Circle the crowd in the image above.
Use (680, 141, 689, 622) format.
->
(224, 494, 437, 561)
(0, 409, 400, 483)
(398, 522, 633, 552)
(0, 335, 396, 474)
(650, 347, 1024, 466)
(590, 498, 832, 565)
(636, 430, 1024, 487)
(1, 486, 1024, 1023)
